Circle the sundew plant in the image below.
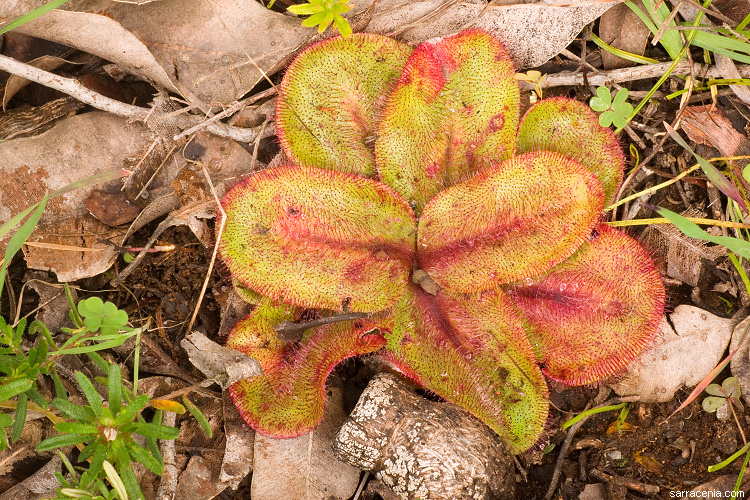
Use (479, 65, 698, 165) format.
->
(217, 30, 665, 453)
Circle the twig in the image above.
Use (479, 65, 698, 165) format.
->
(274, 313, 370, 342)
(518, 60, 750, 91)
(156, 411, 178, 500)
(0, 53, 273, 143)
(544, 417, 585, 500)
(589, 469, 660, 495)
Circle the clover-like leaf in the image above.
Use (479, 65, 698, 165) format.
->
(382, 284, 548, 454)
(229, 313, 387, 437)
(508, 225, 665, 385)
(516, 97, 624, 206)
(219, 166, 416, 312)
(417, 151, 605, 293)
(277, 34, 412, 176)
(377, 30, 520, 213)
(589, 86, 612, 112)
(703, 377, 743, 420)
(78, 297, 128, 336)
(589, 87, 633, 130)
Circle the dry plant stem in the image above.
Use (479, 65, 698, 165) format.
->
(519, 60, 750, 92)
(544, 418, 585, 500)
(274, 312, 370, 342)
(0, 53, 269, 143)
(185, 166, 223, 335)
(156, 410, 178, 500)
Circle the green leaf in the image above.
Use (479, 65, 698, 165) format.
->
(37, 432, 88, 451)
(55, 422, 98, 435)
(182, 396, 212, 438)
(333, 13, 352, 37)
(648, 206, 750, 259)
(11, 392, 27, 442)
(102, 460, 128, 500)
(52, 398, 91, 421)
(130, 422, 180, 440)
(75, 371, 103, 416)
(0, 378, 34, 402)
(112, 440, 141, 500)
(114, 394, 150, 425)
(0, 0, 73, 36)
(287, 3, 322, 15)
(0, 412, 14, 427)
(590, 86, 612, 111)
(703, 395, 727, 413)
(125, 440, 163, 475)
(664, 123, 746, 210)
(0, 195, 48, 306)
(108, 364, 122, 415)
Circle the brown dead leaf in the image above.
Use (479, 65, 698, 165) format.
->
(598, 1, 650, 69)
(360, 0, 619, 68)
(9, 8, 178, 93)
(251, 376, 360, 500)
(0, 111, 155, 281)
(85, 189, 141, 226)
(3, 55, 70, 108)
(681, 105, 746, 157)
(634, 451, 663, 473)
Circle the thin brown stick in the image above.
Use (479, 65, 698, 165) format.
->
(0, 53, 271, 143)
(274, 313, 370, 342)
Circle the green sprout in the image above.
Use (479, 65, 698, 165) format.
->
(37, 364, 180, 500)
(287, 0, 352, 37)
(590, 87, 634, 129)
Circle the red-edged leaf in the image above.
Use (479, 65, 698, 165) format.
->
(229, 316, 387, 437)
(219, 166, 416, 312)
(277, 34, 412, 176)
(224, 298, 301, 370)
(376, 29, 520, 213)
(382, 283, 548, 454)
(417, 151, 605, 293)
(516, 97, 624, 206)
(508, 224, 665, 385)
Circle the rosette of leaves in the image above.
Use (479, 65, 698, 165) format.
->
(218, 30, 665, 453)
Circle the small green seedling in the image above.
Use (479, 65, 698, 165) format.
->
(590, 87, 634, 129)
(515, 70, 547, 100)
(703, 376, 743, 421)
(37, 364, 180, 500)
(287, 0, 352, 37)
